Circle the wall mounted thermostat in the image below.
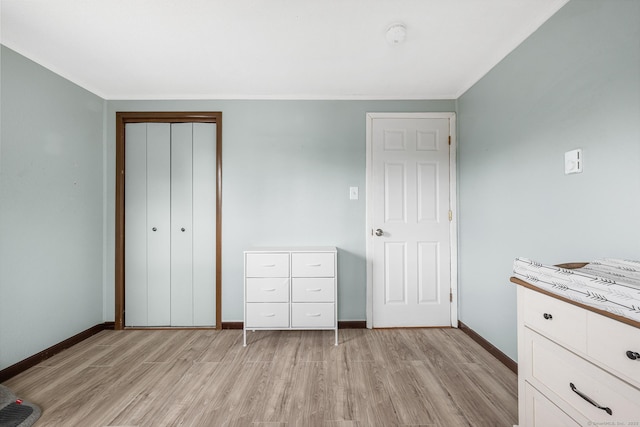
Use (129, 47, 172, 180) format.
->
(564, 149, 583, 175)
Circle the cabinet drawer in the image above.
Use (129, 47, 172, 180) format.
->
(292, 278, 335, 302)
(291, 252, 335, 277)
(525, 328, 640, 423)
(523, 382, 580, 427)
(522, 287, 587, 352)
(245, 253, 289, 277)
(246, 278, 289, 303)
(245, 303, 289, 328)
(587, 311, 640, 388)
(291, 303, 335, 328)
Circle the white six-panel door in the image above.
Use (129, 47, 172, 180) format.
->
(367, 114, 454, 328)
(125, 122, 216, 327)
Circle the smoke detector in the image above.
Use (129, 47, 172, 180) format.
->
(386, 24, 407, 45)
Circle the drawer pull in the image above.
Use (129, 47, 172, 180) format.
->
(262, 313, 276, 317)
(569, 382, 612, 416)
(626, 351, 640, 360)
(262, 264, 276, 267)
(306, 313, 322, 317)
(306, 263, 322, 267)
(543, 313, 553, 320)
(306, 288, 322, 292)
(262, 288, 277, 292)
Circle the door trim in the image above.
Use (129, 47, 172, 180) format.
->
(114, 112, 223, 330)
(365, 112, 457, 328)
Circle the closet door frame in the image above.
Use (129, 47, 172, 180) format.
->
(115, 112, 222, 330)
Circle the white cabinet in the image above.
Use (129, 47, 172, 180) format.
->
(523, 383, 581, 427)
(516, 285, 640, 426)
(244, 247, 337, 346)
(125, 122, 217, 327)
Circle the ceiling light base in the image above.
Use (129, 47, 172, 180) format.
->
(386, 24, 407, 45)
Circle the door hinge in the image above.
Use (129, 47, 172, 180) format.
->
(448, 135, 451, 145)
(450, 291, 453, 302)
(448, 210, 453, 221)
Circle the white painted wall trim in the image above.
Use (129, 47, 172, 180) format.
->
(365, 112, 458, 329)
(448, 113, 458, 328)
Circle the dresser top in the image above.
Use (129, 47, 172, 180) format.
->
(244, 246, 336, 253)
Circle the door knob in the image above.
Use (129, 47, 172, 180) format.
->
(181, 227, 185, 232)
(627, 351, 640, 360)
(375, 229, 384, 236)
(152, 227, 157, 232)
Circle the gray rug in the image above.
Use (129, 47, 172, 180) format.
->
(0, 385, 41, 427)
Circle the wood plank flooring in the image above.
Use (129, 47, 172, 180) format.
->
(4, 328, 517, 426)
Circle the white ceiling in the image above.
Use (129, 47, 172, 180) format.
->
(0, 0, 569, 100)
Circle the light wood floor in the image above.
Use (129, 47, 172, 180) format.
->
(4, 328, 517, 427)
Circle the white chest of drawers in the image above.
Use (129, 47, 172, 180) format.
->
(243, 247, 338, 346)
(515, 283, 640, 427)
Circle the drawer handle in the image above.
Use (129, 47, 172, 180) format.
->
(307, 263, 322, 267)
(543, 313, 553, 320)
(261, 264, 276, 267)
(306, 313, 322, 317)
(569, 382, 612, 416)
(262, 313, 276, 317)
(306, 288, 322, 292)
(626, 351, 640, 360)
(262, 288, 277, 292)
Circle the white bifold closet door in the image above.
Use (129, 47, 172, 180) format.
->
(125, 122, 216, 327)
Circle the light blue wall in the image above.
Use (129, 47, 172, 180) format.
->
(8, 0, 637, 370)
(104, 100, 455, 322)
(457, 0, 640, 361)
(0, 46, 105, 370)
(0, 40, 455, 370)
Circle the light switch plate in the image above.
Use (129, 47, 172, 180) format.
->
(349, 186, 359, 200)
(564, 149, 582, 174)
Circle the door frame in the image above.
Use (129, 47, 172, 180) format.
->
(114, 112, 223, 330)
(365, 112, 458, 328)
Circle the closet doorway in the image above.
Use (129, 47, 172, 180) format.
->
(115, 112, 222, 330)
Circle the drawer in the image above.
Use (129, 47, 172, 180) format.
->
(291, 303, 335, 328)
(523, 382, 580, 427)
(587, 311, 640, 388)
(291, 252, 335, 277)
(525, 328, 640, 423)
(245, 253, 289, 277)
(292, 278, 335, 302)
(246, 278, 289, 303)
(245, 303, 289, 328)
(521, 287, 587, 352)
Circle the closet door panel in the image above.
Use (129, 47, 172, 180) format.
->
(171, 123, 195, 326)
(124, 124, 149, 326)
(123, 120, 217, 328)
(192, 123, 217, 325)
(146, 123, 171, 326)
